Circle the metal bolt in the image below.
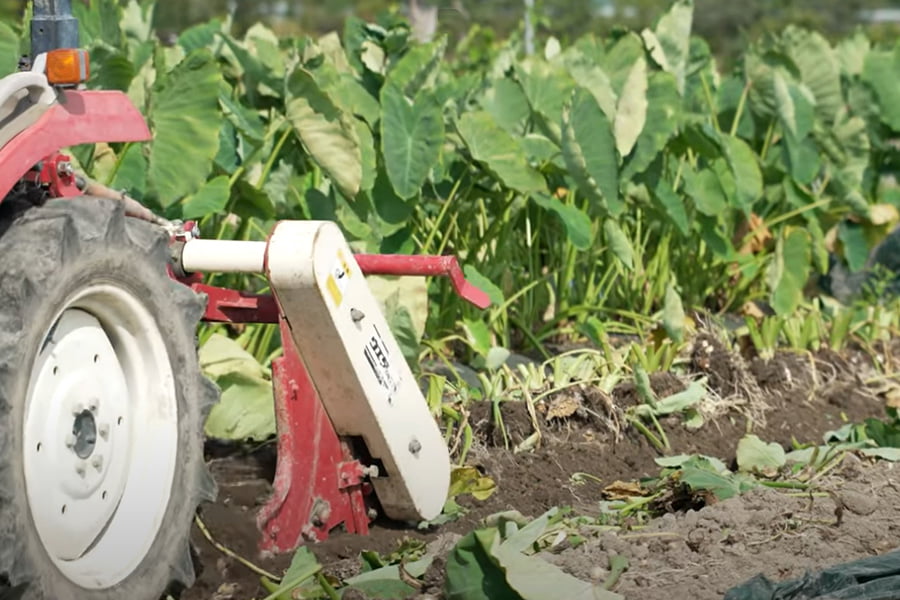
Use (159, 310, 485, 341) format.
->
(350, 308, 365, 323)
(65, 433, 77, 449)
(367, 508, 378, 520)
(75, 461, 86, 477)
(88, 400, 98, 413)
(57, 161, 74, 177)
(364, 465, 380, 478)
(91, 455, 103, 471)
(408, 438, 422, 456)
(98, 424, 109, 441)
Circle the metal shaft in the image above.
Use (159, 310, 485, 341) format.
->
(31, 0, 80, 58)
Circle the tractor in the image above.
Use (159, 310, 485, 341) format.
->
(0, 1, 489, 598)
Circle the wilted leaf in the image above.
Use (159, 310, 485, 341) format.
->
(602, 481, 645, 500)
(736, 434, 787, 477)
(449, 466, 497, 501)
(380, 84, 443, 199)
(562, 89, 621, 216)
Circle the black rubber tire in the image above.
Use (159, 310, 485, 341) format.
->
(0, 197, 218, 600)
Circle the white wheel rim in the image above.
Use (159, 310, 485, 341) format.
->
(23, 283, 179, 589)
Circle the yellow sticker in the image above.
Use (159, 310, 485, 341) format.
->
(326, 274, 343, 306)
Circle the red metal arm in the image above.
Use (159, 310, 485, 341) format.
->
(355, 254, 492, 309)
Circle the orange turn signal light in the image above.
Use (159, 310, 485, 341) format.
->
(46, 49, 90, 86)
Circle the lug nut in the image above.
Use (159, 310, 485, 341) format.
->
(75, 461, 86, 477)
(92, 456, 103, 471)
(350, 308, 365, 322)
(88, 400, 98, 413)
(65, 434, 77, 449)
(98, 424, 109, 440)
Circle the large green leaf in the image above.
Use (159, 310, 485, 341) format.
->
(836, 30, 870, 77)
(181, 176, 230, 220)
(718, 133, 763, 213)
(622, 71, 681, 180)
(782, 27, 843, 123)
(380, 84, 444, 199)
(0, 22, 20, 78)
(768, 228, 811, 316)
(285, 68, 362, 199)
(736, 434, 786, 477)
(862, 46, 900, 132)
(73, 0, 122, 48)
(564, 50, 618, 118)
(614, 56, 648, 157)
(643, 0, 693, 94)
(561, 88, 620, 216)
(683, 164, 728, 216)
(531, 194, 592, 250)
(148, 51, 222, 207)
(515, 59, 574, 141)
(201, 334, 275, 442)
(456, 111, 546, 194)
(481, 78, 531, 136)
(386, 37, 446, 98)
(653, 179, 689, 236)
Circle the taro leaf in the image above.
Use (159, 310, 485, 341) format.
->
(521, 134, 561, 166)
(332, 73, 381, 126)
(736, 434, 786, 477)
(862, 47, 900, 132)
(772, 70, 814, 140)
(603, 219, 633, 269)
(449, 465, 497, 501)
(631, 378, 706, 418)
(0, 22, 18, 78)
(783, 27, 843, 123)
(566, 61, 618, 121)
(343, 556, 432, 598)
(380, 84, 443, 199)
(231, 179, 276, 221)
(515, 60, 574, 141)
(656, 454, 729, 473)
(614, 57, 648, 157)
(266, 546, 324, 599)
(201, 334, 275, 442)
(219, 91, 265, 145)
(652, 179, 690, 236)
(663, 280, 686, 343)
(367, 275, 428, 362)
(73, 0, 122, 48)
(622, 71, 681, 180)
(836, 31, 870, 77)
(110, 143, 147, 198)
(446, 529, 519, 600)
(356, 119, 377, 194)
(718, 133, 762, 213)
(679, 466, 758, 501)
(181, 176, 230, 220)
(769, 228, 811, 316)
(457, 111, 546, 194)
(561, 88, 620, 216)
(87, 46, 135, 92)
(481, 77, 531, 136)
(643, 0, 693, 94)
(178, 19, 223, 53)
(601, 32, 645, 95)
(386, 37, 446, 99)
(462, 318, 492, 357)
(464, 264, 504, 306)
(286, 68, 362, 200)
(681, 162, 725, 216)
(148, 51, 222, 207)
(530, 194, 592, 250)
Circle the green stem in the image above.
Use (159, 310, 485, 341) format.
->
(256, 126, 293, 189)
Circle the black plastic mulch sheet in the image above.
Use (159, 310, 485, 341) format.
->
(724, 549, 900, 600)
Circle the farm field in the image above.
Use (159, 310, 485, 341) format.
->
(3, 0, 899, 598)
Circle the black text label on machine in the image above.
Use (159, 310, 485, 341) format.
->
(364, 326, 399, 403)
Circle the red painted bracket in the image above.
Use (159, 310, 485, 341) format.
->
(256, 319, 371, 553)
(355, 254, 492, 309)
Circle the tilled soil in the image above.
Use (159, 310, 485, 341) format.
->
(182, 342, 896, 600)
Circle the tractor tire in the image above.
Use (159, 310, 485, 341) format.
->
(0, 197, 218, 600)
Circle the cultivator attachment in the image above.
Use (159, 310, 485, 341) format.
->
(173, 222, 490, 552)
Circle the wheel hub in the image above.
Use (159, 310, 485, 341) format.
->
(72, 408, 98, 459)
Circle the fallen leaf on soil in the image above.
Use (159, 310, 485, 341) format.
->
(546, 394, 582, 420)
(603, 481, 646, 500)
(449, 466, 497, 501)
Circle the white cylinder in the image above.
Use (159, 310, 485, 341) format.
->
(180, 240, 267, 274)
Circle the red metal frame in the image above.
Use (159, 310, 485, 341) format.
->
(0, 90, 151, 201)
(356, 254, 491, 309)
(256, 319, 372, 552)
